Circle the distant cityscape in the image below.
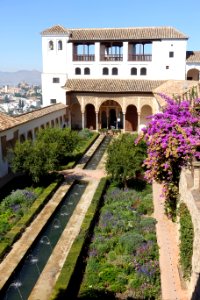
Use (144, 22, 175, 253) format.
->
(0, 81, 42, 115)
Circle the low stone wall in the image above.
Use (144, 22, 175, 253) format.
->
(179, 161, 200, 300)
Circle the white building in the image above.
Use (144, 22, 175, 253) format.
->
(0, 103, 67, 178)
(41, 25, 200, 131)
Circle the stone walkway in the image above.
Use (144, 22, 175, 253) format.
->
(153, 182, 189, 300)
(0, 134, 191, 300)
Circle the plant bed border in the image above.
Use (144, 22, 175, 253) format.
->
(0, 174, 64, 261)
(50, 177, 108, 300)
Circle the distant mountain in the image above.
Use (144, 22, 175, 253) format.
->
(0, 70, 41, 86)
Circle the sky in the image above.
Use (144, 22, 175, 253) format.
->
(0, 0, 200, 72)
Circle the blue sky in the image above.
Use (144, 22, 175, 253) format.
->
(0, 0, 199, 72)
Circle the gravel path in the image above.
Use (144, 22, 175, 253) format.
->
(153, 182, 189, 300)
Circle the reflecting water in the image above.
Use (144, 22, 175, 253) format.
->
(2, 182, 87, 300)
(85, 136, 111, 170)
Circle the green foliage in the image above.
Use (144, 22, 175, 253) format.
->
(106, 133, 147, 187)
(10, 127, 81, 182)
(79, 185, 160, 299)
(0, 175, 63, 259)
(179, 202, 194, 279)
(50, 178, 107, 300)
(119, 232, 144, 254)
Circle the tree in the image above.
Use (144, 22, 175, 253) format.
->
(10, 127, 80, 182)
(106, 133, 147, 187)
(140, 95, 200, 219)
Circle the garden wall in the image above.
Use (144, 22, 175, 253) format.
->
(179, 161, 200, 300)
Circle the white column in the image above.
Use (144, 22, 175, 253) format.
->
(82, 112, 85, 129)
(123, 41, 128, 62)
(123, 112, 126, 132)
(96, 112, 98, 131)
(137, 112, 141, 133)
(106, 108, 109, 129)
(68, 110, 71, 129)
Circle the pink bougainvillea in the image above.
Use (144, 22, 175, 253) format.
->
(139, 94, 200, 219)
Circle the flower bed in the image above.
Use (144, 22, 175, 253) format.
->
(0, 173, 63, 259)
(50, 177, 108, 300)
(78, 183, 161, 299)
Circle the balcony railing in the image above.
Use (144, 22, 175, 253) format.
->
(128, 54, 152, 61)
(100, 54, 123, 61)
(73, 54, 95, 61)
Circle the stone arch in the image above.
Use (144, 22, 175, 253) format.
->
(34, 127, 39, 138)
(20, 134, 26, 143)
(85, 104, 96, 129)
(99, 100, 122, 129)
(187, 68, 199, 81)
(71, 103, 81, 129)
(140, 105, 152, 130)
(125, 105, 138, 131)
(27, 130, 33, 140)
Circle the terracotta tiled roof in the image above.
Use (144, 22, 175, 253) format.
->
(64, 79, 166, 93)
(0, 103, 67, 132)
(186, 51, 200, 62)
(153, 80, 200, 106)
(0, 113, 20, 131)
(42, 25, 188, 41)
(41, 25, 70, 35)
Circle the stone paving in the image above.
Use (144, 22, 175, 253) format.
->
(153, 182, 189, 300)
(0, 134, 191, 300)
(0, 134, 106, 298)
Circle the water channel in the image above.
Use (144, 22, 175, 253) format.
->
(1, 134, 111, 299)
(84, 135, 111, 170)
(2, 182, 87, 300)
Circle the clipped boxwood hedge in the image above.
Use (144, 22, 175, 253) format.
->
(179, 202, 194, 279)
(60, 132, 99, 170)
(0, 174, 64, 260)
(50, 177, 107, 300)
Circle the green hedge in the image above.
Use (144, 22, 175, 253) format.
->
(0, 175, 64, 260)
(179, 202, 194, 279)
(50, 177, 107, 300)
(60, 132, 99, 170)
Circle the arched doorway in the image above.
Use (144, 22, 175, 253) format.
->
(101, 111, 107, 128)
(71, 103, 81, 129)
(125, 105, 138, 131)
(85, 104, 96, 130)
(99, 100, 122, 129)
(187, 68, 199, 81)
(109, 109, 116, 128)
(140, 105, 152, 128)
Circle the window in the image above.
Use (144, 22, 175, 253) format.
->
(131, 67, 137, 75)
(53, 77, 60, 83)
(112, 67, 118, 75)
(75, 67, 81, 75)
(166, 66, 169, 69)
(58, 40, 63, 50)
(169, 51, 174, 58)
(84, 67, 90, 75)
(103, 67, 109, 75)
(49, 40, 54, 50)
(50, 99, 57, 104)
(140, 67, 147, 75)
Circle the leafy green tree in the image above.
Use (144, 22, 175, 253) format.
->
(36, 127, 80, 164)
(106, 133, 147, 187)
(10, 127, 80, 182)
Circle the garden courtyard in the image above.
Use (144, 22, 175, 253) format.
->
(0, 92, 200, 299)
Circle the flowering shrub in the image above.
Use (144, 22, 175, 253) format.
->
(79, 186, 161, 299)
(140, 95, 200, 219)
(0, 189, 39, 238)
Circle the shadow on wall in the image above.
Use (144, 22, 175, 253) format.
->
(191, 274, 200, 300)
